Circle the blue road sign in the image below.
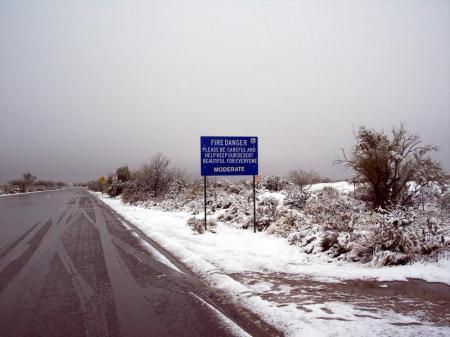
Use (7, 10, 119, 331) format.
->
(201, 136, 258, 176)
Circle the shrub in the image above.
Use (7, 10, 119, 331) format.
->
(284, 186, 309, 210)
(337, 125, 446, 209)
(321, 233, 338, 251)
(106, 182, 124, 198)
(255, 196, 279, 230)
(121, 153, 175, 203)
(288, 169, 321, 190)
(322, 185, 339, 196)
(116, 165, 131, 182)
(187, 217, 217, 234)
(261, 175, 289, 192)
(440, 192, 450, 212)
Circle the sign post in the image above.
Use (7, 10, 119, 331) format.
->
(253, 175, 256, 233)
(201, 136, 259, 232)
(204, 176, 207, 231)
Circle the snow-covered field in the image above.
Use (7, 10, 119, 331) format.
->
(95, 191, 450, 337)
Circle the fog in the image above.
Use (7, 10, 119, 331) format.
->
(1, 0, 449, 183)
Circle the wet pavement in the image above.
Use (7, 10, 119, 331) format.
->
(0, 189, 276, 337)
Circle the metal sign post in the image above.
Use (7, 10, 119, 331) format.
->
(253, 175, 256, 232)
(200, 136, 259, 232)
(204, 176, 207, 231)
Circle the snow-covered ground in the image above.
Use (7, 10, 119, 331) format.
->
(95, 192, 450, 337)
(0, 188, 66, 197)
(308, 181, 355, 193)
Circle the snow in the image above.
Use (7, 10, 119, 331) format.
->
(123, 176, 448, 267)
(98, 194, 450, 284)
(189, 292, 252, 337)
(119, 218, 185, 273)
(95, 192, 450, 337)
(260, 191, 286, 202)
(134, 232, 185, 274)
(0, 188, 65, 197)
(309, 181, 355, 193)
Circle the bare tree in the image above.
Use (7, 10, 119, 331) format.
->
(148, 153, 173, 198)
(284, 169, 321, 210)
(126, 153, 174, 200)
(22, 172, 36, 192)
(337, 125, 446, 209)
(288, 169, 321, 191)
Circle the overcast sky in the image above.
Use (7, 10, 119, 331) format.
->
(0, 0, 449, 183)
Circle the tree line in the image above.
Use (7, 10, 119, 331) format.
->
(3, 173, 66, 194)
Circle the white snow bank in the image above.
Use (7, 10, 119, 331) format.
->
(99, 194, 450, 285)
(309, 181, 355, 193)
(96, 193, 450, 336)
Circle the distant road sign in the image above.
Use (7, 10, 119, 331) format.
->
(201, 136, 258, 176)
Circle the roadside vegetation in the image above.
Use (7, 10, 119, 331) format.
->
(2, 172, 66, 194)
(88, 125, 449, 266)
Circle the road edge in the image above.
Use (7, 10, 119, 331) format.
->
(90, 191, 284, 337)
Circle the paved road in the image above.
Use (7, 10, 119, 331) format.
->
(0, 189, 275, 337)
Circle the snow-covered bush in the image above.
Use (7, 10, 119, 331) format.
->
(441, 192, 450, 212)
(284, 185, 310, 210)
(119, 173, 449, 266)
(255, 196, 280, 231)
(105, 182, 125, 198)
(122, 180, 151, 204)
(187, 217, 217, 234)
(260, 175, 289, 192)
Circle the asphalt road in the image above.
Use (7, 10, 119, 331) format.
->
(0, 189, 276, 337)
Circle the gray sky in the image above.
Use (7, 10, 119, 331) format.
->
(1, 0, 449, 183)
